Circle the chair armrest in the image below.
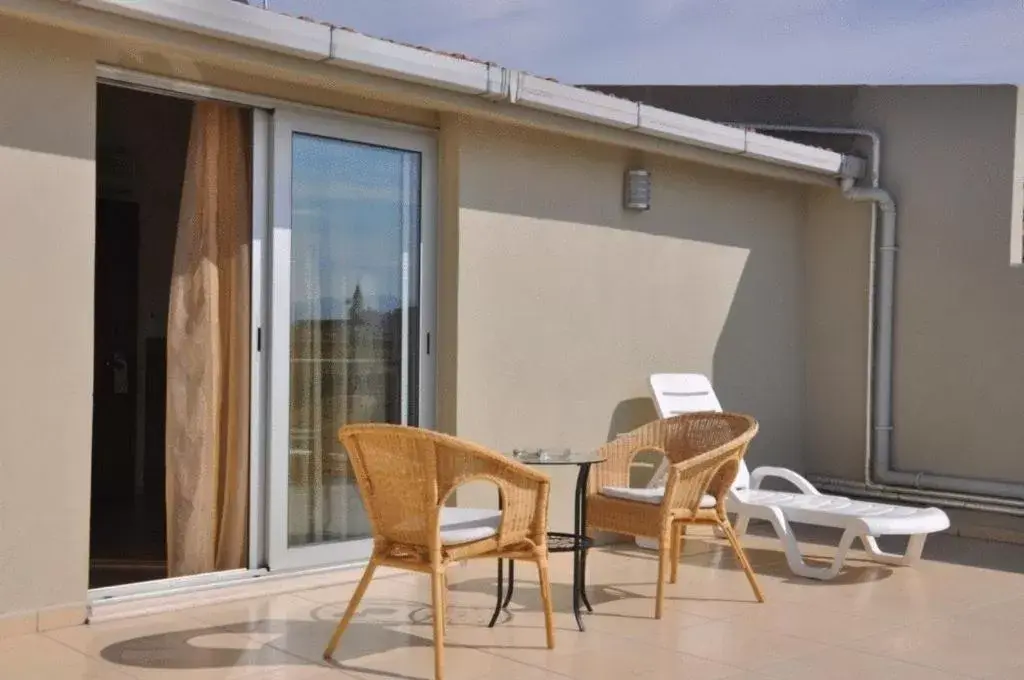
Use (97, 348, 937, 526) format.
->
(492, 458, 551, 543)
(440, 450, 551, 547)
(589, 437, 666, 494)
(748, 466, 821, 495)
(662, 447, 735, 516)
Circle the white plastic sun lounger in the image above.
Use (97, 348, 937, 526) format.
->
(635, 373, 949, 580)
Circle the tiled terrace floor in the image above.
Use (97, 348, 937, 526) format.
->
(8, 526, 1024, 680)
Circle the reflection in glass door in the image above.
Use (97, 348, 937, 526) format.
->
(268, 111, 435, 570)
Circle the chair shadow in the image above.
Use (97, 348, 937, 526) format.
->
(99, 599, 443, 680)
(447, 573, 633, 617)
(97, 594, 559, 680)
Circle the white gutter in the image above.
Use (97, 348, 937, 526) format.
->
(60, 0, 863, 180)
(74, 0, 333, 59)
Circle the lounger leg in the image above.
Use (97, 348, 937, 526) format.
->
(734, 514, 750, 537)
(906, 533, 927, 562)
(764, 508, 857, 581)
(861, 533, 928, 566)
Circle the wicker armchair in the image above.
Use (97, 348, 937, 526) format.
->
(323, 424, 555, 680)
(587, 412, 763, 619)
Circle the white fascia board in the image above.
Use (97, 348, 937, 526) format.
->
(329, 29, 492, 95)
(744, 130, 844, 174)
(515, 74, 639, 128)
(638, 104, 745, 154)
(73, 0, 332, 60)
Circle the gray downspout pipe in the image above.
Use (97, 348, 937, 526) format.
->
(839, 178, 896, 487)
(734, 123, 1024, 514)
(840, 176, 1024, 501)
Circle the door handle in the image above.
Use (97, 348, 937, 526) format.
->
(110, 352, 129, 395)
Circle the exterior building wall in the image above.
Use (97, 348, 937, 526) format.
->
(851, 87, 1024, 483)
(802, 188, 872, 480)
(449, 116, 813, 531)
(0, 9, 863, 627)
(599, 84, 1024, 487)
(0, 16, 98, 629)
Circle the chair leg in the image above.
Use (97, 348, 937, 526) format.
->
(431, 568, 446, 680)
(536, 552, 556, 649)
(655, 528, 671, 619)
(720, 521, 765, 603)
(441, 572, 449, 633)
(670, 524, 684, 584)
(324, 558, 378, 659)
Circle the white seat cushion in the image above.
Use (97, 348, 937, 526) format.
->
(439, 507, 502, 546)
(601, 486, 716, 509)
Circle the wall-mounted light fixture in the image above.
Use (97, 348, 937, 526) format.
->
(624, 168, 651, 211)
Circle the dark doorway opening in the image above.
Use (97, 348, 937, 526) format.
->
(90, 84, 193, 588)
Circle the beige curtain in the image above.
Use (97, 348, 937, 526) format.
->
(166, 101, 251, 577)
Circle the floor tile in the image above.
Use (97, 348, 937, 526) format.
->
(843, 616, 1024, 679)
(662, 619, 830, 671)
(757, 645, 973, 680)
(5, 534, 1024, 680)
(0, 633, 135, 679)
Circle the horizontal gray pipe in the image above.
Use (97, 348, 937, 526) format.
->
(810, 474, 1024, 516)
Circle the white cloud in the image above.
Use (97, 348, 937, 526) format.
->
(268, 0, 1024, 84)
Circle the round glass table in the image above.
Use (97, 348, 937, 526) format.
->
(488, 449, 606, 632)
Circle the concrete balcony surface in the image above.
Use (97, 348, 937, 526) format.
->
(7, 525, 1024, 680)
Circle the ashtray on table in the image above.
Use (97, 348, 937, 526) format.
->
(512, 448, 573, 462)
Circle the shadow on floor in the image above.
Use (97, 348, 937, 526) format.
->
(97, 596, 552, 680)
(99, 618, 425, 670)
(599, 534, 896, 586)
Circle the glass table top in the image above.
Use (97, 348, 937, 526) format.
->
(509, 449, 606, 465)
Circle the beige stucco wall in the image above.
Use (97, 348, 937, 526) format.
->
(624, 85, 1024, 487)
(802, 189, 872, 480)
(448, 117, 812, 531)
(850, 87, 1024, 483)
(0, 17, 97, 619)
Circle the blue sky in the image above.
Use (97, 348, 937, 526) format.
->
(266, 0, 1024, 84)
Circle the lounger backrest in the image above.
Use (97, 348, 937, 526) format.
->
(649, 373, 751, 490)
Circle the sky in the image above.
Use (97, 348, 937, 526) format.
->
(266, 0, 1024, 85)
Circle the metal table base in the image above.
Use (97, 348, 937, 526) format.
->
(488, 462, 595, 631)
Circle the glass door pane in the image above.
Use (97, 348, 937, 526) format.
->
(268, 111, 435, 570)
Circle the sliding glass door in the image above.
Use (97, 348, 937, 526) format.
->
(267, 110, 435, 570)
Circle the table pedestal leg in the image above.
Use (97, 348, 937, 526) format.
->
(571, 463, 593, 630)
(578, 463, 593, 614)
(489, 461, 595, 632)
(487, 559, 505, 628)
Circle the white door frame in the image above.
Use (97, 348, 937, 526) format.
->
(265, 108, 438, 571)
(89, 67, 440, 605)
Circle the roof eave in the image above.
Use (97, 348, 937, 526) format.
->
(65, 0, 862, 180)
